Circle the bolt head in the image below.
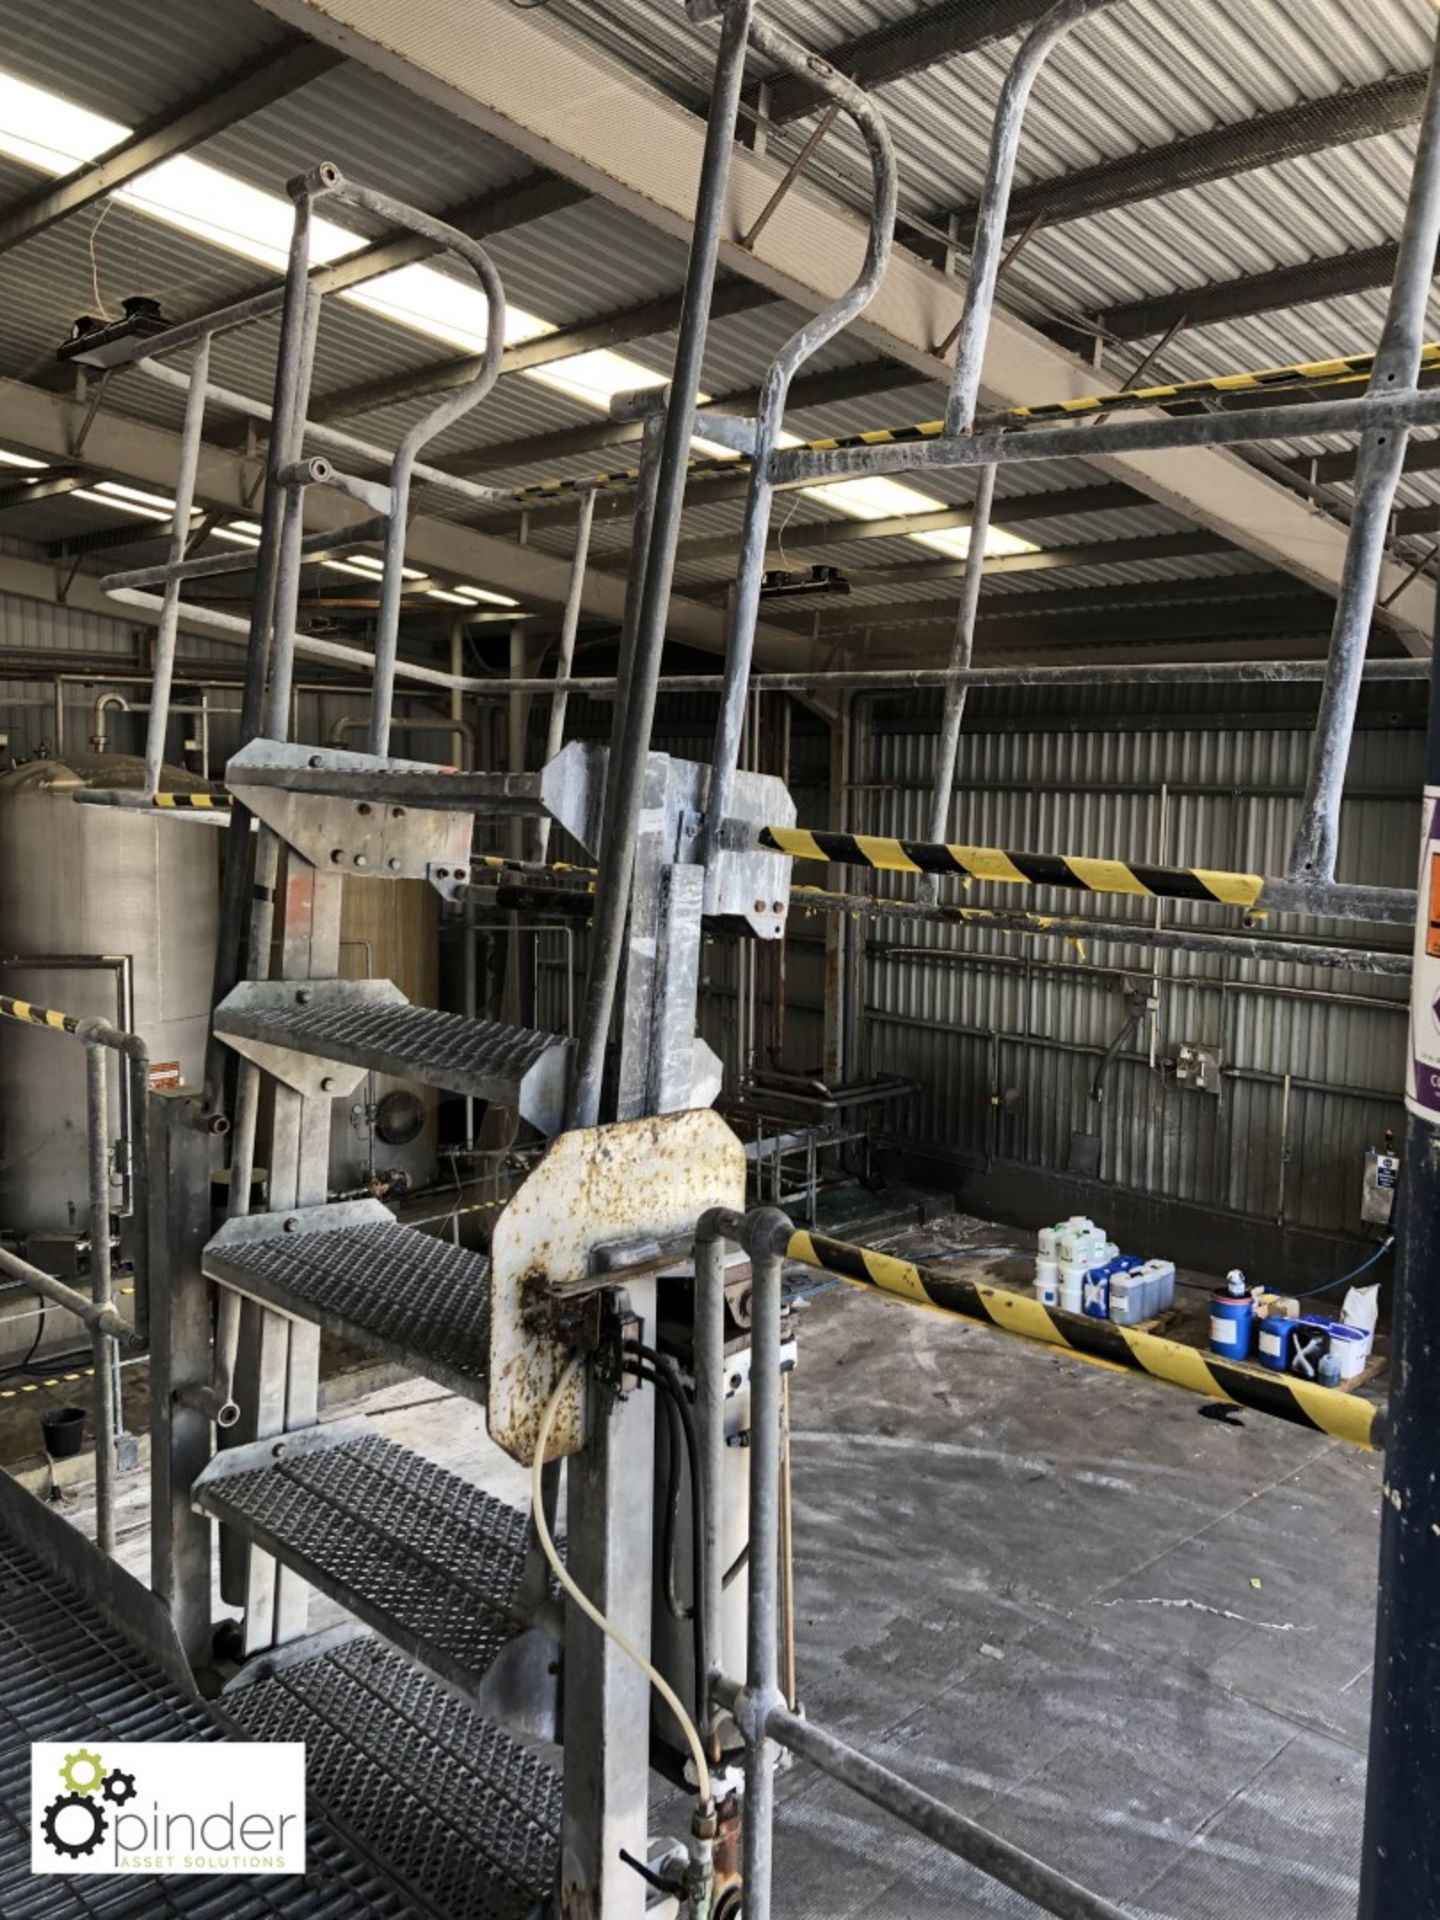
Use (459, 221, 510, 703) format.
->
(772, 900, 784, 913)
(296, 989, 312, 1005)
(388, 858, 401, 872)
(330, 848, 345, 864)
(354, 853, 368, 868)
(320, 1076, 336, 1092)
(392, 807, 406, 819)
(754, 898, 766, 914)
(282, 1216, 299, 1233)
(358, 802, 372, 816)
(308, 754, 324, 769)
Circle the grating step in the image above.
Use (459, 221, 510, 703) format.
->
(203, 1201, 491, 1404)
(216, 980, 571, 1134)
(221, 1636, 560, 1920)
(194, 1419, 548, 1716)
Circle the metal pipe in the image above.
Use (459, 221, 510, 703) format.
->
(566, 0, 756, 1128)
(693, 1219, 730, 1747)
(920, 461, 996, 904)
(1290, 29, 1440, 882)
(761, 1703, 1129, 1920)
(534, 487, 597, 864)
(698, 18, 898, 906)
(735, 1211, 788, 1920)
(439, 658, 1431, 699)
(0, 1244, 138, 1345)
(84, 1042, 117, 1555)
(327, 710, 475, 763)
(143, 336, 210, 799)
(770, 385, 1440, 488)
(944, 0, 1124, 437)
(1359, 581, 1440, 1915)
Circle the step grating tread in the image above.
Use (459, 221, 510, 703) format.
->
(205, 1222, 490, 1402)
(227, 998, 566, 1097)
(224, 1638, 559, 1920)
(197, 1432, 530, 1691)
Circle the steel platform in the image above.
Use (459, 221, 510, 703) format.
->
(202, 1207, 491, 1405)
(0, 1487, 413, 1919)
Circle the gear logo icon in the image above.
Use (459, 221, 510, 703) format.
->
(59, 1749, 105, 1796)
(101, 1769, 136, 1807)
(41, 1790, 108, 1859)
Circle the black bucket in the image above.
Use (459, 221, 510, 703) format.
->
(40, 1407, 87, 1460)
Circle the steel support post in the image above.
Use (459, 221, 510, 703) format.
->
(1291, 20, 1440, 883)
(147, 1091, 215, 1672)
(566, 0, 754, 1130)
(84, 1041, 117, 1557)
(1360, 608, 1440, 1917)
(534, 487, 598, 865)
(560, 1279, 657, 1920)
(920, 463, 996, 905)
(822, 697, 851, 1086)
(143, 337, 210, 800)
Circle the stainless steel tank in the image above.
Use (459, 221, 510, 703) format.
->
(0, 754, 220, 1241)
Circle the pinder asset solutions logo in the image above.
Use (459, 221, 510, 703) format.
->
(31, 1742, 305, 1876)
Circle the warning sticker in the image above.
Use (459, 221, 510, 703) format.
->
(148, 1061, 181, 1091)
(1407, 789, 1440, 1122)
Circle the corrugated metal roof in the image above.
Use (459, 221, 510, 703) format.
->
(0, 0, 1434, 651)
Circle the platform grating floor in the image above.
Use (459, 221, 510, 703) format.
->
(0, 1527, 412, 1919)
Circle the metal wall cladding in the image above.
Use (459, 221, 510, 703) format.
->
(848, 714, 1418, 1234)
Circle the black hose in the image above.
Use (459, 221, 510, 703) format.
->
(627, 1343, 709, 1738)
(656, 1385, 692, 1624)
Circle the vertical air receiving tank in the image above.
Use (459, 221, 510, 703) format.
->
(0, 754, 220, 1243)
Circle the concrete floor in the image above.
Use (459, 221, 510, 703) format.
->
(8, 1209, 1383, 1920)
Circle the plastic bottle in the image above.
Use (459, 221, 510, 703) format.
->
(1059, 1263, 1085, 1314)
(1037, 1226, 1059, 1261)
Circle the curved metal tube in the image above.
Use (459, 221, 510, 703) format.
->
(944, 0, 1126, 436)
(698, 21, 898, 897)
(324, 179, 509, 754)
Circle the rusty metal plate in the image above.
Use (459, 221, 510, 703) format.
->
(487, 1109, 745, 1466)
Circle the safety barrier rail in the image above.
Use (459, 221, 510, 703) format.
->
(0, 994, 152, 1555)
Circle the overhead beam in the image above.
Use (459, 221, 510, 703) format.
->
(1088, 242, 1410, 344)
(652, 478, 1144, 571)
(311, 276, 774, 420)
(254, 0, 1436, 652)
(764, 1, 1054, 125)
(951, 71, 1429, 242)
(1, 382, 808, 663)
(0, 37, 342, 257)
(800, 576, 1330, 639)
(0, 465, 94, 512)
(781, 528, 1229, 595)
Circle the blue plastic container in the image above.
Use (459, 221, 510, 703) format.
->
(1255, 1313, 1295, 1373)
(1082, 1261, 1113, 1319)
(1209, 1290, 1255, 1362)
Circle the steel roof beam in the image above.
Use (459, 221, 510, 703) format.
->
(1085, 242, 1412, 344)
(310, 277, 774, 421)
(2, 381, 809, 661)
(0, 37, 342, 257)
(763, 1, 1055, 125)
(946, 71, 1429, 246)
(0, 465, 94, 512)
(252, 0, 1435, 650)
(798, 579, 1331, 641)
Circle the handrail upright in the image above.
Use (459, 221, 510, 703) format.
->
(696, 22, 898, 907)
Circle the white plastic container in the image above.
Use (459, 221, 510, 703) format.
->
(1059, 1264, 1085, 1314)
(1327, 1322, 1369, 1381)
(1140, 1259, 1176, 1314)
(1034, 1270, 1060, 1308)
(1037, 1226, 1059, 1260)
(1108, 1270, 1145, 1326)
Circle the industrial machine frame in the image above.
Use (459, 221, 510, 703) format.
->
(8, 0, 1436, 1914)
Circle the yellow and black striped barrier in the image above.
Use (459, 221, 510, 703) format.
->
(756, 826, 1264, 908)
(501, 340, 1440, 506)
(152, 791, 230, 810)
(788, 1229, 1382, 1453)
(0, 993, 82, 1036)
(0, 1364, 96, 1402)
(474, 853, 597, 878)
